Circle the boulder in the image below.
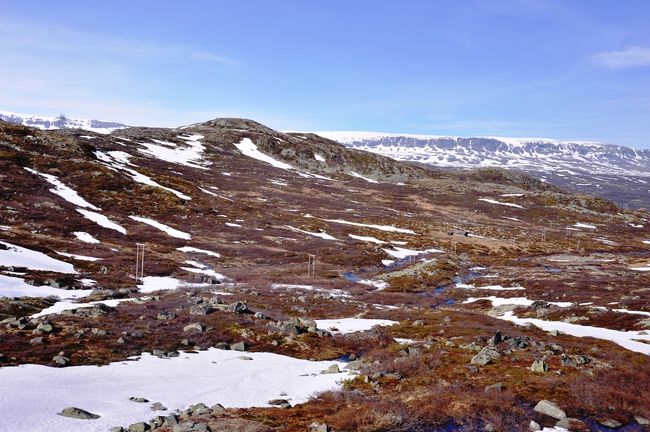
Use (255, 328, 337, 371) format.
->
(530, 360, 549, 373)
(190, 304, 212, 316)
(229, 301, 249, 314)
(470, 347, 500, 366)
(556, 418, 588, 431)
(157, 311, 176, 320)
(128, 422, 150, 432)
(321, 364, 341, 374)
(58, 407, 101, 419)
(52, 354, 69, 366)
(129, 396, 149, 403)
(308, 423, 331, 432)
(230, 341, 246, 351)
(533, 400, 566, 420)
(183, 323, 205, 333)
(529, 420, 541, 431)
(596, 418, 623, 428)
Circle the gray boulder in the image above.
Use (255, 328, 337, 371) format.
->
(58, 406, 100, 419)
(533, 400, 566, 420)
(470, 347, 500, 366)
(128, 422, 150, 432)
(183, 323, 205, 333)
(230, 341, 246, 351)
(530, 360, 549, 373)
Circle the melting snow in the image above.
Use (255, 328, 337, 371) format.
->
(176, 246, 220, 257)
(0, 349, 347, 432)
(463, 296, 573, 308)
(95, 151, 191, 200)
(24, 168, 100, 210)
(77, 209, 127, 235)
(357, 279, 389, 290)
(456, 283, 524, 291)
(285, 226, 337, 240)
(32, 298, 136, 318)
(73, 232, 100, 244)
(129, 216, 191, 240)
(225, 222, 241, 228)
(0, 275, 91, 299)
(55, 252, 101, 262)
(500, 312, 650, 355)
(138, 134, 209, 170)
(315, 318, 398, 334)
(321, 218, 415, 234)
(314, 153, 325, 162)
(349, 172, 378, 183)
(573, 223, 596, 229)
(234, 138, 293, 170)
(0, 241, 77, 273)
(478, 198, 524, 209)
(383, 246, 442, 259)
(348, 234, 386, 244)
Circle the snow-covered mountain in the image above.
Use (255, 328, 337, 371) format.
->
(0, 111, 128, 134)
(317, 131, 650, 209)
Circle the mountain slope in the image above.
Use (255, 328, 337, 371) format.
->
(317, 131, 650, 209)
(1, 118, 649, 431)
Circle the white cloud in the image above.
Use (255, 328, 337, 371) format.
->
(592, 46, 650, 69)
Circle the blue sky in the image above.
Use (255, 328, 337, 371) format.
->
(1, 1, 649, 147)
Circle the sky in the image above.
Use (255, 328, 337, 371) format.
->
(1, 0, 649, 148)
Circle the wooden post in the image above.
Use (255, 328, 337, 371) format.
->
(135, 243, 145, 283)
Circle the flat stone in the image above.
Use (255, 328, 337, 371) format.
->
(58, 406, 100, 419)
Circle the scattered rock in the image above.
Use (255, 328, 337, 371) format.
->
(29, 336, 44, 346)
(151, 402, 167, 411)
(189, 402, 211, 415)
(533, 400, 566, 420)
(157, 311, 176, 320)
(230, 341, 246, 351)
(35, 322, 53, 333)
(229, 301, 249, 314)
(470, 347, 500, 366)
(529, 420, 541, 431)
(183, 323, 205, 333)
(596, 418, 623, 428)
(111, 427, 125, 432)
(321, 364, 341, 374)
(58, 406, 100, 419)
(309, 423, 331, 432)
(129, 396, 149, 403)
(556, 418, 588, 431)
(128, 422, 151, 432)
(190, 304, 212, 316)
(52, 354, 69, 366)
(530, 360, 549, 373)
(635, 416, 650, 426)
(210, 403, 225, 413)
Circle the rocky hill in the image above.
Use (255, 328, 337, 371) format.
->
(0, 118, 649, 432)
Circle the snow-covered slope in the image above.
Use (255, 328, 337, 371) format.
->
(317, 132, 649, 176)
(0, 111, 128, 134)
(317, 131, 650, 208)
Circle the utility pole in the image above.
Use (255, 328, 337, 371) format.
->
(135, 243, 145, 283)
(541, 228, 547, 243)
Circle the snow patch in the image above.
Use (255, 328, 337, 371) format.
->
(77, 209, 126, 234)
(129, 216, 191, 240)
(73, 232, 100, 244)
(0, 241, 77, 273)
